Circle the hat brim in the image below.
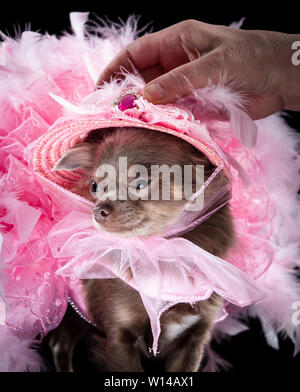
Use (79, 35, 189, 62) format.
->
(32, 118, 227, 190)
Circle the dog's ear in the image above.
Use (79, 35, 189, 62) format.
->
(52, 143, 95, 171)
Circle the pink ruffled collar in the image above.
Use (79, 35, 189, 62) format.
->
(48, 210, 266, 354)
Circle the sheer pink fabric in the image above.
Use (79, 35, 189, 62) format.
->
(48, 210, 266, 353)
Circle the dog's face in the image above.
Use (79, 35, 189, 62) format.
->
(53, 127, 217, 237)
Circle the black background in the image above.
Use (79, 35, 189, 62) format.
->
(1, 0, 300, 373)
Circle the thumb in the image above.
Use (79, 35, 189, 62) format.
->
(143, 50, 224, 104)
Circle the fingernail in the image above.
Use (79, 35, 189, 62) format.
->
(143, 83, 166, 102)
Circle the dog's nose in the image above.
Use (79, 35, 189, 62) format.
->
(93, 203, 113, 223)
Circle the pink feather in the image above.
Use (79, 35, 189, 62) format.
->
(0, 326, 45, 372)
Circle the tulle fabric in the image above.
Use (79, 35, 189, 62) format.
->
(0, 110, 69, 340)
(47, 210, 266, 353)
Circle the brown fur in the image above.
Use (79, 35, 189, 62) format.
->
(49, 127, 234, 372)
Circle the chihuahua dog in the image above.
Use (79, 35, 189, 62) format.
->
(48, 126, 234, 372)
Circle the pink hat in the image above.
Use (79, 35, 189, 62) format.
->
(32, 90, 232, 190)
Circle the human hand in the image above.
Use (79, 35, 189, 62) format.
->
(97, 20, 300, 120)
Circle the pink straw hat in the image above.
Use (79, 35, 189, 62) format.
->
(32, 91, 231, 191)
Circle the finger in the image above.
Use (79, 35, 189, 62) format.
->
(96, 32, 163, 87)
(143, 49, 224, 103)
(244, 95, 284, 120)
(140, 64, 164, 83)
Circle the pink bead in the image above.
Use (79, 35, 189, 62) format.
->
(118, 94, 137, 111)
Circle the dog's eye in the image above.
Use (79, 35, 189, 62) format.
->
(90, 180, 98, 194)
(135, 179, 148, 190)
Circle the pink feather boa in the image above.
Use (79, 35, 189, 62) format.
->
(0, 13, 300, 371)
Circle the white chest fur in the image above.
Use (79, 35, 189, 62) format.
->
(164, 314, 202, 341)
